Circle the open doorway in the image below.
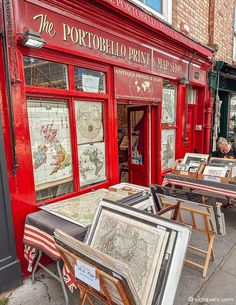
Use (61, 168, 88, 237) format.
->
(117, 104, 149, 186)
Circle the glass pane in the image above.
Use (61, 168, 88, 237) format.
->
(161, 129, 175, 170)
(24, 57, 68, 89)
(130, 110, 145, 165)
(139, 0, 162, 13)
(162, 82, 176, 125)
(188, 88, 197, 104)
(27, 98, 73, 202)
(228, 96, 236, 140)
(74, 67, 106, 93)
(75, 101, 106, 187)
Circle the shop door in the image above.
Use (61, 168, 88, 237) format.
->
(0, 116, 22, 292)
(185, 106, 194, 152)
(128, 107, 149, 186)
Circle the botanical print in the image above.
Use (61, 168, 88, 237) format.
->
(27, 100, 72, 189)
(75, 101, 104, 144)
(161, 129, 175, 170)
(78, 142, 106, 187)
(162, 88, 176, 124)
(90, 209, 168, 305)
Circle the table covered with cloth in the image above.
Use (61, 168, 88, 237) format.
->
(163, 173, 236, 199)
(23, 210, 88, 291)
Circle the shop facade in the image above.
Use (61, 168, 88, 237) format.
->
(0, 0, 214, 275)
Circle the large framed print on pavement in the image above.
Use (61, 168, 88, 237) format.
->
(87, 200, 191, 305)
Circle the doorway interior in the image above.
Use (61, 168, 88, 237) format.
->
(117, 104, 149, 186)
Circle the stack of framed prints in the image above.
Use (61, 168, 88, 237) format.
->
(40, 185, 154, 227)
(54, 229, 141, 305)
(199, 157, 236, 183)
(173, 153, 209, 178)
(86, 200, 191, 305)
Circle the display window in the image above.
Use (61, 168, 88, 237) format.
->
(161, 81, 176, 171)
(23, 56, 109, 202)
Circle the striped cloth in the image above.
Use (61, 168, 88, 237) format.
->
(23, 223, 78, 291)
(163, 173, 236, 198)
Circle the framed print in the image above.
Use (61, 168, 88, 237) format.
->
(78, 142, 106, 187)
(75, 101, 104, 144)
(41, 189, 125, 227)
(27, 99, 73, 190)
(203, 166, 228, 177)
(87, 200, 191, 305)
(162, 88, 176, 125)
(54, 229, 141, 305)
(161, 129, 175, 170)
(209, 157, 235, 168)
(182, 153, 209, 166)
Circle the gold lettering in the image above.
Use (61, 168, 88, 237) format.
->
(78, 29, 87, 47)
(62, 23, 70, 41)
(71, 27, 79, 44)
(33, 14, 56, 37)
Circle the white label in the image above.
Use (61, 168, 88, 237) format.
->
(75, 260, 100, 291)
(204, 175, 220, 183)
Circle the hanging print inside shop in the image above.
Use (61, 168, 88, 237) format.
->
(27, 100, 73, 190)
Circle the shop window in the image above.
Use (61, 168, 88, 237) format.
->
(27, 98, 73, 202)
(161, 129, 176, 171)
(75, 101, 107, 187)
(162, 81, 176, 126)
(228, 95, 236, 139)
(23, 57, 68, 89)
(131, 0, 172, 23)
(188, 88, 197, 104)
(74, 67, 106, 93)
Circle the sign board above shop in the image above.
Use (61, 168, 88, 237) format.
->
(17, 0, 207, 84)
(114, 67, 162, 101)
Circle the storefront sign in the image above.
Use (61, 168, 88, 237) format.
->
(100, 0, 212, 58)
(17, 0, 207, 84)
(114, 67, 162, 101)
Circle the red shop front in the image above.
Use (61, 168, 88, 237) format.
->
(0, 0, 214, 274)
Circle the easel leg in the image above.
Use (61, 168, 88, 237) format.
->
(56, 261, 69, 305)
(203, 234, 215, 277)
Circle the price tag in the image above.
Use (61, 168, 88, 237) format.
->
(203, 175, 220, 183)
(75, 260, 100, 291)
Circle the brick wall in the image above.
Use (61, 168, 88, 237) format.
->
(172, 0, 236, 64)
(172, 0, 209, 45)
(213, 0, 235, 64)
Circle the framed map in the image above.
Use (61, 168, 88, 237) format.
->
(87, 200, 191, 305)
(161, 129, 175, 171)
(27, 99, 73, 190)
(182, 153, 209, 165)
(41, 189, 125, 227)
(203, 166, 228, 177)
(78, 142, 106, 187)
(75, 101, 104, 144)
(162, 88, 176, 125)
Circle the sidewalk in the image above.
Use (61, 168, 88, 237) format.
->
(189, 244, 236, 305)
(1, 207, 236, 305)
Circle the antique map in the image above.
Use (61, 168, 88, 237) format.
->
(27, 100, 73, 189)
(75, 101, 104, 144)
(41, 189, 125, 227)
(162, 88, 176, 124)
(90, 209, 168, 305)
(161, 129, 175, 170)
(78, 142, 106, 187)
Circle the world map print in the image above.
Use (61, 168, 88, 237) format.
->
(78, 142, 106, 187)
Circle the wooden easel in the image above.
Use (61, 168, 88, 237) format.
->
(55, 243, 133, 305)
(161, 200, 216, 277)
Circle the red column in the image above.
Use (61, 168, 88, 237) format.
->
(175, 84, 186, 159)
(204, 96, 214, 153)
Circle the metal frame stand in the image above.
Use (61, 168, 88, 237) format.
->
(31, 250, 69, 305)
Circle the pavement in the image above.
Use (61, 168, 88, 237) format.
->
(1, 206, 236, 305)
